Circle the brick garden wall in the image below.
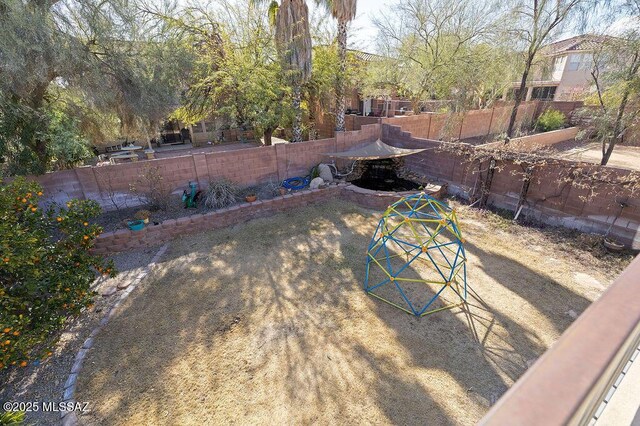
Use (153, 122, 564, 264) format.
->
(93, 182, 450, 254)
(377, 102, 539, 141)
(93, 186, 343, 254)
(381, 123, 640, 249)
(479, 127, 580, 152)
(317, 100, 584, 140)
(31, 125, 380, 210)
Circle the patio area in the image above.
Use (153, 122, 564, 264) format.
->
(75, 200, 631, 425)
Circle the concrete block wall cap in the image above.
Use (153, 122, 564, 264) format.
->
(112, 229, 133, 238)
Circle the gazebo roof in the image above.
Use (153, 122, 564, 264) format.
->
(325, 139, 426, 160)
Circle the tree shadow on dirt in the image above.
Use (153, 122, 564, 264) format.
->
(74, 201, 595, 425)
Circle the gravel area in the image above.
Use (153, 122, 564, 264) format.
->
(96, 181, 287, 233)
(0, 247, 163, 426)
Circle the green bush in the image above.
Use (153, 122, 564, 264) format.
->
(0, 178, 115, 369)
(536, 109, 566, 132)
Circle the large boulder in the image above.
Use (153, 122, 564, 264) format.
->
(318, 164, 333, 183)
(310, 177, 324, 190)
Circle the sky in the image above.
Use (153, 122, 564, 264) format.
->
(306, 0, 636, 53)
(308, 0, 387, 52)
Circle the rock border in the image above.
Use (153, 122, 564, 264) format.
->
(60, 243, 169, 426)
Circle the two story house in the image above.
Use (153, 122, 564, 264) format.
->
(507, 34, 606, 101)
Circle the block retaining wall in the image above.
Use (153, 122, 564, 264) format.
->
(479, 127, 579, 151)
(92, 183, 450, 254)
(380, 123, 640, 249)
(93, 186, 342, 254)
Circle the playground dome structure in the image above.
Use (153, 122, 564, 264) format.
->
(364, 193, 468, 316)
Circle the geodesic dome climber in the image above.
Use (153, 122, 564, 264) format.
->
(364, 193, 468, 317)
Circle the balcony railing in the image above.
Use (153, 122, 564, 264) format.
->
(480, 255, 640, 425)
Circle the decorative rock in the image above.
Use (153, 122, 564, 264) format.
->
(74, 348, 87, 363)
(318, 164, 333, 182)
(310, 177, 324, 190)
(82, 337, 94, 349)
(101, 286, 117, 297)
(116, 280, 131, 290)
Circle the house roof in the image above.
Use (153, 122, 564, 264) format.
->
(348, 49, 386, 62)
(542, 34, 610, 56)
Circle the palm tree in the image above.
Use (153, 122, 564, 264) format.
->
(316, 0, 357, 132)
(257, 0, 312, 142)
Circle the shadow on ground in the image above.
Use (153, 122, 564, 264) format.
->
(75, 200, 602, 425)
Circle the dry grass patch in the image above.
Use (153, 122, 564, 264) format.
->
(76, 199, 632, 425)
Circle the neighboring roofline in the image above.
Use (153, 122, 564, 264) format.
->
(541, 34, 618, 57)
(313, 45, 388, 62)
(347, 49, 387, 62)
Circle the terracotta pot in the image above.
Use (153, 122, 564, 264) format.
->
(245, 195, 257, 203)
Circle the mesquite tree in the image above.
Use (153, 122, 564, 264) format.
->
(370, 0, 503, 114)
(0, 0, 186, 174)
(584, 7, 640, 165)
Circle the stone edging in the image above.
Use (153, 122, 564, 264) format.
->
(59, 243, 169, 426)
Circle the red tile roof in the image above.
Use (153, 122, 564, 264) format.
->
(542, 34, 611, 55)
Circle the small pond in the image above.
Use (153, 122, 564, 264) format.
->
(350, 159, 421, 192)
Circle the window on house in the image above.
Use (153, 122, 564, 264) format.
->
(581, 53, 593, 70)
(553, 56, 565, 73)
(512, 87, 525, 100)
(567, 53, 592, 71)
(531, 86, 557, 100)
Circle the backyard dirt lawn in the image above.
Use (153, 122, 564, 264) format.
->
(76, 200, 631, 425)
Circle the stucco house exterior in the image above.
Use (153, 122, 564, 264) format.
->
(507, 34, 606, 101)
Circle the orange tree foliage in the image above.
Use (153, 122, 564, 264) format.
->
(0, 178, 115, 369)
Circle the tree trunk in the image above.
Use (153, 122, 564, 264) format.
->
(515, 166, 533, 218)
(506, 60, 532, 139)
(292, 85, 303, 143)
(479, 157, 496, 208)
(264, 128, 274, 146)
(29, 83, 51, 173)
(601, 53, 640, 165)
(335, 21, 348, 132)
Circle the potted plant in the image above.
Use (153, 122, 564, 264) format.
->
(134, 209, 151, 224)
(127, 219, 145, 231)
(245, 193, 257, 203)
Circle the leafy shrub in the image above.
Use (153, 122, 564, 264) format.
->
(536, 109, 566, 132)
(134, 210, 151, 221)
(204, 179, 238, 209)
(129, 165, 172, 211)
(48, 108, 93, 171)
(0, 178, 115, 369)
